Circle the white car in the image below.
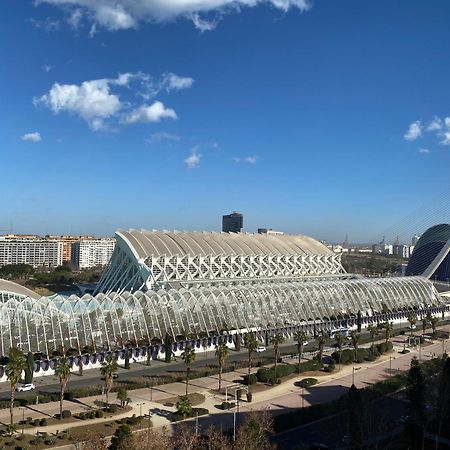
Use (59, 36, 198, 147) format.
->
(256, 346, 267, 353)
(16, 383, 35, 392)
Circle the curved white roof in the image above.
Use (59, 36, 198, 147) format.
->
(117, 229, 332, 258)
(0, 279, 40, 300)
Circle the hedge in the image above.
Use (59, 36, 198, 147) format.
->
(171, 407, 209, 422)
(294, 378, 318, 388)
(242, 374, 258, 385)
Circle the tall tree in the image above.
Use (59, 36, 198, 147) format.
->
(405, 357, 425, 448)
(367, 324, 378, 351)
(348, 384, 364, 448)
(270, 333, 285, 370)
(100, 356, 118, 409)
(350, 330, 360, 362)
(383, 321, 394, 343)
(336, 334, 345, 368)
(407, 312, 418, 337)
(294, 331, 308, 374)
(215, 342, 229, 392)
(317, 331, 328, 369)
(430, 316, 439, 338)
(5, 347, 26, 425)
(436, 356, 450, 441)
(421, 315, 429, 336)
(243, 333, 258, 393)
(54, 356, 71, 420)
(181, 344, 196, 396)
(24, 352, 34, 384)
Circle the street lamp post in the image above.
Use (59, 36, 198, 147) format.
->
(389, 356, 392, 377)
(137, 402, 144, 417)
(20, 407, 25, 435)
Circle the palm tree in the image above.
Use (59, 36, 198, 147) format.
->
(181, 344, 196, 396)
(100, 356, 119, 409)
(270, 333, 285, 369)
(350, 330, 360, 362)
(294, 331, 308, 374)
(243, 333, 258, 392)
(54, 357, 71, 420)
(421, 315, 429, 335)
(317, 332, 328, 369)
(336, 334, 345, 368)
(215, 343, 229, 392)
(367, 324, 378, 351)
(383, 321, 394, 343)
(407, 312, 418, 337)
(5, 348, 26, 425)
(430, 316, 439, 338)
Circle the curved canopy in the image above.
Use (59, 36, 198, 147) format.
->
(0, 276, 442, 355)
(0, 279, 40, 301)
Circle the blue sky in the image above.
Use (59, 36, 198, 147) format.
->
(1, 0, 449, 243)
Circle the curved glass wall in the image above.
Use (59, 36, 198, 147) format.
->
(0, 276, 443, 356)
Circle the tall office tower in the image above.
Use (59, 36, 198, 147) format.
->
(222, 212, 243, 233)
(412, 234, 421, 246)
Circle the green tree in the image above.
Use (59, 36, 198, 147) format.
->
(270, 333, 285, 370)
(215, 342, 229, 392)
(405, 357, 425, 448)
(176, 395, 193, 417)
(348, 384, 364, 448)
(164, 334, 174, 363)
(181, 345, 196, 396)
(430, 316, 439, 338)
(336, 334, 345, 368)
(24, 352, 34, 384)
(421, 315, 429, 335)
(235, 410, 274, 450)
(124, 349, 130, 370)
(100, 356, 118, 409)
(243, 333, 258, 393)
(367, 324, 378, 351)
(317, 331, 328, 369)
(383, 321, 394, 343)
(407, 312, 418, 337)
(350, 330, 360, 362)
(54, 357, 71, 420)
(110, 424, 132, 450)
(294, 331, 308, 374)
(117, 387, 129, 408)
(5, 348, 26, 425)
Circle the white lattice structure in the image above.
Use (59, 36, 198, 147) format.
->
(96, 229, 345, 293)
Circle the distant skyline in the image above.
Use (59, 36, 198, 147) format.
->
(1, 1, 449, 243)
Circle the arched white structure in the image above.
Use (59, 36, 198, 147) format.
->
(96, 229, 345, 293)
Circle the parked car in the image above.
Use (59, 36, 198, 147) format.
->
(16, 383, 35, 392)
(256, 346, 267, 353)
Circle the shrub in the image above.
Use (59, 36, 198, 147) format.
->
(95, 409, 104, 418)
(108, 404, 118, 413)
(242, 374, 257, 385)
(26, 417, 33, 424)
(220, 401, 234, 410)
(61, 410, 71, 419)
(323, 364, 335, 373)
(256, 364, 295, 383)
(39, 418, 47, 426)
(33, 419, 40, 427)
(294, 378, 318, 388)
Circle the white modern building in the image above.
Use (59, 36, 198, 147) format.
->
(71, 238, 116, 269)
(0, 237, 63, 268)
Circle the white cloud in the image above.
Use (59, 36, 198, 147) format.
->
(232, 155, 258, 163)
(418, 148, 430, 154)
(35, 72, 190, 130)
(124, 101, 177, 124)
(146, 132, 180, 143)
(67, 8, 83, 28)
(427, 116, 442, 132)
(37, 0, 312, 32)
(404, 121, 422, 141)
(21, 132, 42, 142)
(184, 147, 202, 169)
(42, 64, 53, 72)
(440, 132, 450, 145)
(162, 73, 194, 91)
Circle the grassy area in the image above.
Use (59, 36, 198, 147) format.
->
(158, 392, 205, 407)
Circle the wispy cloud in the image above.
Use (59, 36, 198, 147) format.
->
(146, 132, 181, 144)
(36, 0, 312, 32)
(232, 155, 259, 164)
(21, 132, 42, 142)
(404, 121, 422, 141)
(418, 148, 431, 154)
(34, 71, 192, 131)
(42, 64, 54, 72)
(184, 147, 202, 169)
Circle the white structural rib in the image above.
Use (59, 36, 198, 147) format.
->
(422, 237, 450, 279)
